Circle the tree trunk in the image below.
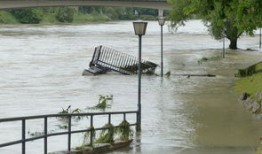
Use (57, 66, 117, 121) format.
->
(225, 20, 241, 50)
(229, 39, 237, 49)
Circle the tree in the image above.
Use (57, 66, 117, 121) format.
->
(236, 0, 262, 34)
(56, 7, 76, 23)
(168, 0, 262, 49)
(10, 8, 43, 24)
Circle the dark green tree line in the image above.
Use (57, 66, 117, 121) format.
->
(1, 6, 159, 24)
(10, 8, 43, 24)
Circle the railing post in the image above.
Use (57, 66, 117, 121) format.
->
(68, 115, 72, 152)
(123, 113, 126, 121)
(22, 119, 26, 154)
(108, 114, 111, 124)
(90, 115, 94, 146)
(44, 117, 48, 154)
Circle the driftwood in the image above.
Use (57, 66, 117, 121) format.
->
(173, 74, 216, 77)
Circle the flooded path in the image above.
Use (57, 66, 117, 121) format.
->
(0, 20, 262, 154)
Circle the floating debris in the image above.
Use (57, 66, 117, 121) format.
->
(83, 45, 158, 75)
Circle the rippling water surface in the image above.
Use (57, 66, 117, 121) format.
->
(0, 20, 262, 154)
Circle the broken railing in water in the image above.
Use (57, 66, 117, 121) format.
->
(83, 45, 158, 75)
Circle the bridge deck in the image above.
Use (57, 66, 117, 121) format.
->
(0, 0, 170, 10)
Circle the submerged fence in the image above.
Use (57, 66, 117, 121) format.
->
(0, 111, 137, 154)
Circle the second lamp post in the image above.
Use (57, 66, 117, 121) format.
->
(158, 17, 165, 77)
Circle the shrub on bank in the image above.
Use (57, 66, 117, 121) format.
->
(0, 11, 18, 24)
(10, 8, 43, 24)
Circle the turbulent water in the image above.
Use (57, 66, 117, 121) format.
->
(0, 20, 262, 154)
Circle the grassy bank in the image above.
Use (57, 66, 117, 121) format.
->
(234, 62, 262, 98)
(234, 63, 262, 154)
(234, 73, 262, 98)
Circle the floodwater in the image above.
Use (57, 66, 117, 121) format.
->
(0, 20, 262, 154)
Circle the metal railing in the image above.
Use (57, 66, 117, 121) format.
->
(0, 111, 137, 154)
(89, 45, 158, 75)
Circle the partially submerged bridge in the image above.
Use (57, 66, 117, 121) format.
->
(83, 45, 158, 75)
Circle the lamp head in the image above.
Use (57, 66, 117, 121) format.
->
(158, 16, 165, 26)
(133, 21, 148, 36)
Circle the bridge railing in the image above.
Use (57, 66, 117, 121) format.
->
(0, 111, 138, 154)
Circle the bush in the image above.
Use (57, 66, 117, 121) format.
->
(10, 8, 43, 24)
(56, 7, 76, 23)
(73, 12, 110, 23)
(0, 11, 17, 24)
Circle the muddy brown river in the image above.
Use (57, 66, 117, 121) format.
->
(0, 20, 262, 154)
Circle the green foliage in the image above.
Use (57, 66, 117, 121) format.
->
(0, 11, 17, 24)
(40, 9, 58, 24)
(79, 120, 132, 150)
(168, 0, 196, 28)
(90, 95, 113, 110)
(93, 120, 132, 145)
(136, 8, 158, 16)
(0, 7, 159, 24)
(56, 7, 76, 23)
(82, 126, 96, 146)
(168, 0, 261, 49)
(59, 105, 81, 115)
(235, 71, 262, 98)
(57, 105, 82, 126)
(10, 8, 43, 24)
(236, 0, 262, 35)
(95, 123, 115, 144)
(73, 12, 110, 23)
(115, 120, 132, 141)
(102, 7, 121, 20)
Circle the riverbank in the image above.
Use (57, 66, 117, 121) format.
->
(0, 9, 111, 24)
(233, 60, 262, 154)
(234, 62, 262, 114)
(0, 7, 157, 25)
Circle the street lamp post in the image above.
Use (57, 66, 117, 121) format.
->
(223, 35, 225, 58)
(259, 28, 261, 49)
(158, 17, 165, 77)
(133, 21, 147, 131)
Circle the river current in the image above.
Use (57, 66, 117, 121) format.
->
(0, 20, 262, 154)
